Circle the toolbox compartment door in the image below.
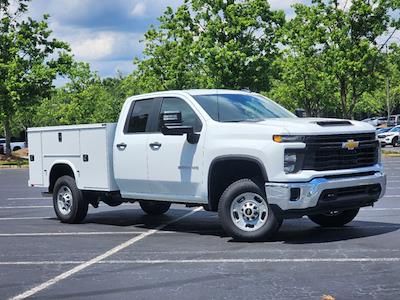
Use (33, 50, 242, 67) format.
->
(28, 131, 43, 186)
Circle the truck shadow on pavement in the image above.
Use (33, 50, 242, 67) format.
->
(81, 208, 400, 244)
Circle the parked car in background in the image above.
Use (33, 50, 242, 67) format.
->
(0, 138, 26, 154)
(377, 126, 400, 147)
(376, 127, 392, 134)
(387, 115, 400, 127)
(362, 117, 387, 127)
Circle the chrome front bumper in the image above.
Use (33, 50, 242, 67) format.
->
(265, 171, 386, 211)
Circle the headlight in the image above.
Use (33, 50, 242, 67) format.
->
(273, 135, 305, 143)
(284, 153, 297, 173)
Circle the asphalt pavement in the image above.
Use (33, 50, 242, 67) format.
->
(0, 158, 400, 300)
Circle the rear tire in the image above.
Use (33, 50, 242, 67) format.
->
(139, 200, 171, 215)
(53, 176, 88, 223)
(218, 178, 282, 241)
(308, 208, 359, 227)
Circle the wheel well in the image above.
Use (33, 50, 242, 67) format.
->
(49, 164, 75, 193)
(208, 158, 267, 212)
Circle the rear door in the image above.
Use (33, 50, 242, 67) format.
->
(113, 98, 158, 198)
(147, 96, 205, 202)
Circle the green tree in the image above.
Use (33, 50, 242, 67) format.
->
(35, 62, 125, 126)
(0, 0, 71, 155)
(270, 5, 338, 117)
(280, 0, 399, 119)
(135, 0, 285, 92)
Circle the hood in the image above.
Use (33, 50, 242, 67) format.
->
(378, 131, 396, 137)
(254, 117, 375, 135)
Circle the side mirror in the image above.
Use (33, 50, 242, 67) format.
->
(295, 108, 306, 118)
(160, 111, 199, 144)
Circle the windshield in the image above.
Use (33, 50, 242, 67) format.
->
(192, 93, 295, 122)
(389, 127, 400, 132)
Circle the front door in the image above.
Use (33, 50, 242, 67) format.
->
(147, 97, 205, 202)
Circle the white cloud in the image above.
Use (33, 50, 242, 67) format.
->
(65, 30, 143, 62)
(131, 2, 146, 16)
(71, 33, 115, 60)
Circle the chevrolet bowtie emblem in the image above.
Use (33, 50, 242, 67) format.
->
(342, 139, 359, 150)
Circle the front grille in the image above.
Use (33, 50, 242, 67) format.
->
(302, 133, 378, 171)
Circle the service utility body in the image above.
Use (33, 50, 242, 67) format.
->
(28, 90, 386, 241)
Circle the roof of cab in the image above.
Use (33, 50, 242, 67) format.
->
(128, 89, 252, 99)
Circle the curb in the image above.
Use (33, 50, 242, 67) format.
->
(0, 165, 29, 169)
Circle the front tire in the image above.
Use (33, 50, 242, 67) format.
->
(308, 208, 359, 227)
(53, 176, 88, 223)
(139, 200, 171, 215)
(393, 136, 399, 147)
(218, 179, 282, 241)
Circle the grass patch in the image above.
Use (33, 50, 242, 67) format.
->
(381, 150, 400, 157)
(0, 159, 28, 167)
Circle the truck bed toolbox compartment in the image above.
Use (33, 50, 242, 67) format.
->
(28, 123, 118, 191)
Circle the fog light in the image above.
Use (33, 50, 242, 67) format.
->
(290, 188, 301, 201)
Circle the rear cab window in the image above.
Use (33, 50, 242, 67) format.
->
(124, 99, 155, 134)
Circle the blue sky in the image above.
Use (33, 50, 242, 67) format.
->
(27, 0, 301, 79)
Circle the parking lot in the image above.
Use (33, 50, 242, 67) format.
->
(0, 158, 399, 300)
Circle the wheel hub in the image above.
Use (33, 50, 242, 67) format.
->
(230, 193, 269, 232)
(57, 186, 73, 215)
(242, 202, 259, 220)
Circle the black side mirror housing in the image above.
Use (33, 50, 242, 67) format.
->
(295, 108, 306, 118)
(160, 111, 199, 144)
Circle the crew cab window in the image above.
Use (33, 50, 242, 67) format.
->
(125, 99, 154, 133)
(159, 97, 202, 132)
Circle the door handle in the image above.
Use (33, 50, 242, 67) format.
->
(149, 142, 162, 150)
(116, 143, 127, 150)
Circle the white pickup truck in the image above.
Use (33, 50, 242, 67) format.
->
(28, 89, 386, 241)
(0, 138, 26, 154)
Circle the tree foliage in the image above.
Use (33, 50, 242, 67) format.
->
(0, 0, 71, 155)
(272, 0, 399, 119)
(3, 0, 400, 142)
(135, 0, 285, 92)
(35, 62, 124, 126)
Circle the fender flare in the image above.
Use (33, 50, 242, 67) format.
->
(207, 155, 268, 210)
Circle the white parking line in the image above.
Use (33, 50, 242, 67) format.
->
(9, 207, 202, 300)
(0, 231, 157, 237)
(362, 207, 400, 210)
(101, 257, 400, 264)
(0, 205, 52, 209)
(0, 261, 84, 265)
(1, 257, 400, 266)
(6, 197, 51, 200)
(0, 217, 51, 221)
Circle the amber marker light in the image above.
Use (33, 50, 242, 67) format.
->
(273, 135, 282, 143)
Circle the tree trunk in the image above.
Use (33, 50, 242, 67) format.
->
(339, 79, 348, 119)
(4, 115, 12, 157)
